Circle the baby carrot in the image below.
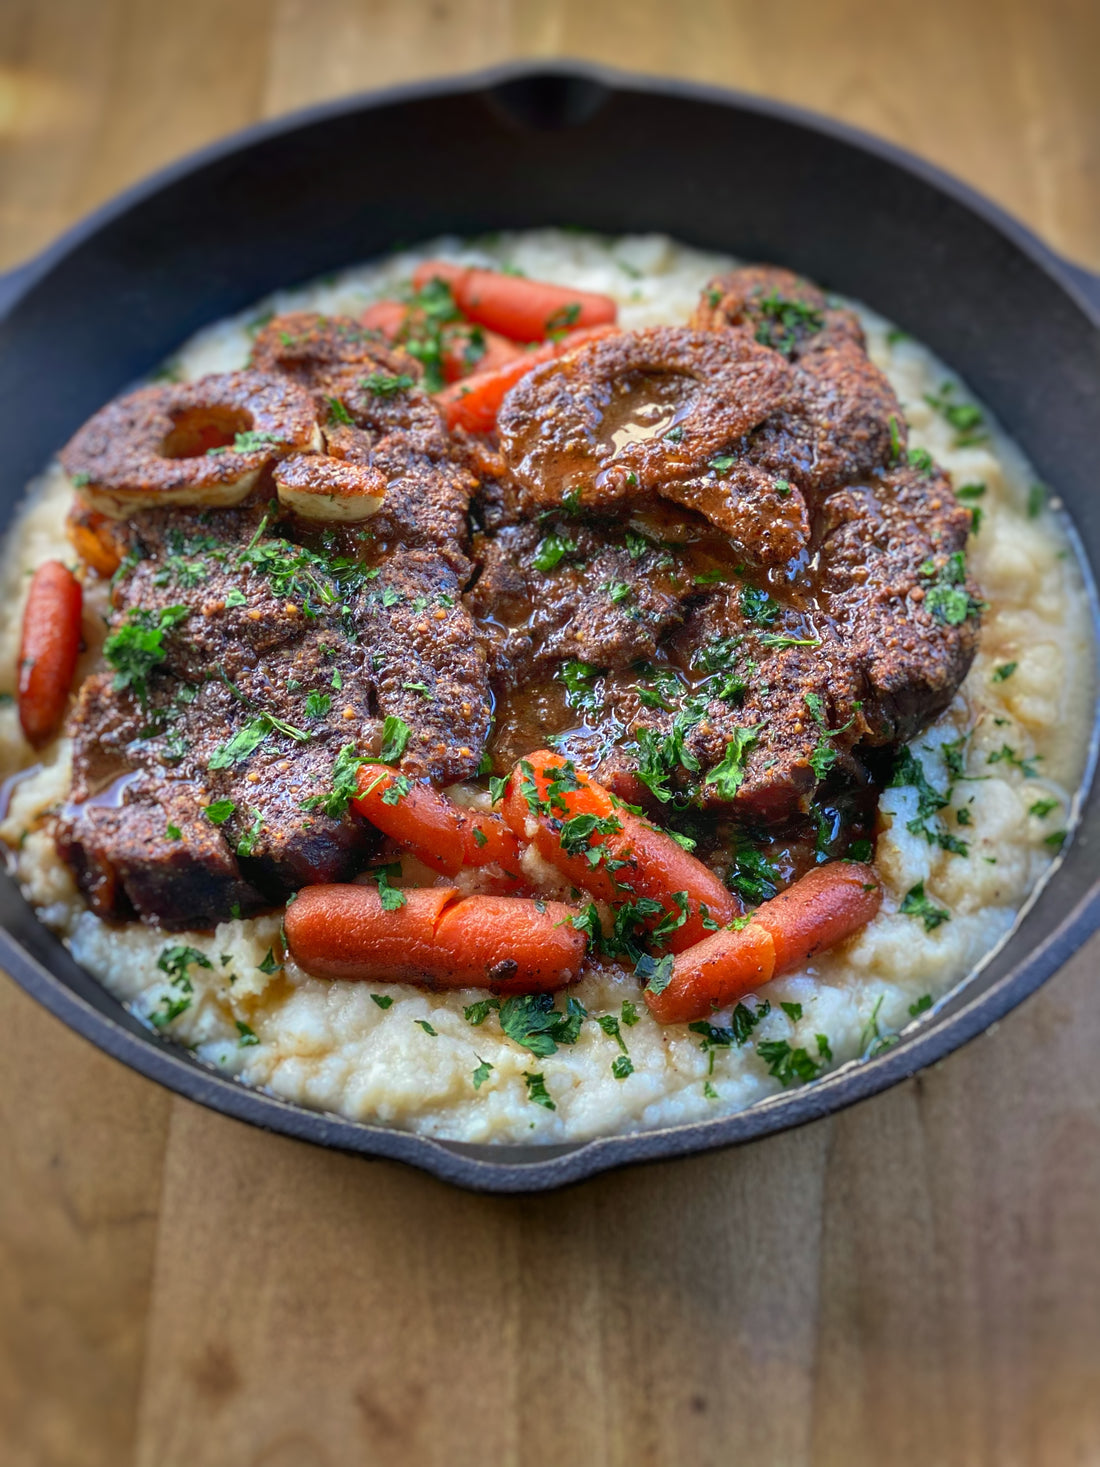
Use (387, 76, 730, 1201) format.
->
(66, 499, 122, 578)
(412, 260, 618, 342)
(753, 861, 882, 973)
(284, 884, 585, 991)
(437, 324, 618, 433)
(352, 763, 525, 879)
(360, 300, 522, 383)
(643, 921, 776, 1026)
(18, 560, 83, 747)
(644, 862, 882, 1024)
(360, 299, 409, 337)
(501, 750, 736, 952)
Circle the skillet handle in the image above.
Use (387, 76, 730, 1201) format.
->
(0, 257, 36, 318)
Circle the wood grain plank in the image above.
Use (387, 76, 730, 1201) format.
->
(811, 934, 1100, 1466)
(132, 1100, 829, 1467)
(0, 980, 171, 1467)
(264, 0, 517, 116)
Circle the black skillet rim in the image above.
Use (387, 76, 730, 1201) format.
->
(0, 59, 1097, 1193)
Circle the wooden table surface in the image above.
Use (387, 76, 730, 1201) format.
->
(1, 3, 1097, 1463)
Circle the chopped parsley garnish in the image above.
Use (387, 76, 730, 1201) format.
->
(753, 291, 824, 355)
(360, 371, 415, 396)
(621, 1000, 639, 1027)
(923, 381, 987, 446)
(899, 881, 950, 931)
(103, 605, 189, 704)
(1027, 483, 1047, 518)
(463, 998, 498, 1026)
(611, 1055, 634, 1080)
(379, 714, 411, 764)
(908, 994, 933, 1017)
(258, 948, 281, 974)
(524, 1071, 556, 1109)
(918, 551, 984, 626)
(556, 660, 604, 714)
(888, 414, 903, 462)
(704, 724, 762, 800)
(500, 993, 586, 1056)
(636, 951, 674, 996)
(415, 1019, 438, 1036)
(907, 446, 935, 474)
(780, 1001, 803, 1022)
(381, 774, 412, 806)
(605, 580, 634, 605)
(889, 745, 967, 854)
(235, 808, 264, 858)
(400, 277, 462, 391)
(987, 744, 1041, 778)
(740, 585, 780, 626)
(596, 1013, 629, 1054)
(756, 1038, 822, 1086)
(634, 662, 685, 711)
(325, 395, 354, 425)
(991, 662, 1017, 683)
(532, 531, 577, 572)
(165, 823, 181, 841)
(709, 454, 736, 475)
(1044, 830, 1067, 850)
(236, 1021, 259, 1047)
(546, 301, 582, 334)
(760, 633, 821, 650)
(150, 944, 211, 1029)
(629, 717, 700, 805)
(1029, 797, 1059, 819)
(859, 994, 898, 1058)
(730, 999, 771, 1045)
(305, 690, 332, 719)
(371, 994, 394, 1010)
(806, 692, 860, 779)
(471, 1059, 493, 1089)
(940, 735, 968, 779)
(727, 837, 780, 905)
(559, 812, 622, 860)
(207, 429, 283, 455)
(157, 944, 211, 982)
(301, 742, 368, 818)
(956, 482, 986, 500)
(209, 712, 308, 770)
(366, 863, 406, 911)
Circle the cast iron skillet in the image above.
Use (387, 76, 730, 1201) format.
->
(0, 62, 1097, 1193)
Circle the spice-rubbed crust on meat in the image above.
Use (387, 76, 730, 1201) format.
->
(48, 264, 982, 924)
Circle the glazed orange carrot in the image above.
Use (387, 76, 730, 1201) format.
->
(436, 324, 617, 433)
(643, 921, 776, 1026)
(360, 300, 522, 384)
(18, 561, 83, 747)
(501, 750, 736, 952)
(644, 862, 883, 1024)
(442, 324, 523, 384)
(412, 260, 618, 342)
(66, 498, 122, 578)
(284, 884, 586, 991)
(753, 861, 882, 973)
(352, 763, 525, 879)
(360, 299, 409, 336)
